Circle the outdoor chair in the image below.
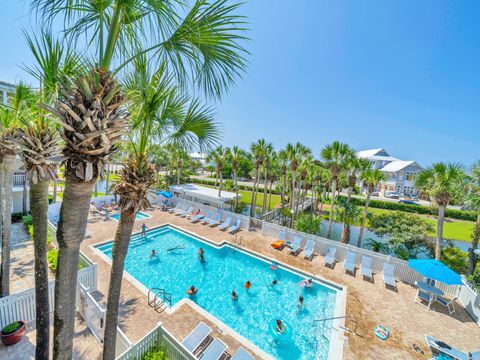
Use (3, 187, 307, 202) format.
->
(303, 239, 315, 260)
(415, 290, 433, 308)
(436, 296, 457, 315)
(206, 213, 222, 227)
(218, 217, 232, 230)
(360, 256, 373, 280)
(343, 252, 356, 274)
(289, 236, 303, 255)
(228, 219, 242, 234)
(230, 347, 255, 360)
(181, 322, 212, 354)
(383, 263, 397, 290)
(199, 338, 228, 360)
(323, 247, 337, 267)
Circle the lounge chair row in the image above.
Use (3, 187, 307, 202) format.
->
(287, 235, 315, 260)
(182, 322, 254, 360)
(169, 205, 242, 234)
(322, 247, 397, 289)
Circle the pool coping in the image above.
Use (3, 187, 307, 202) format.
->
(91, 223, 347, 360)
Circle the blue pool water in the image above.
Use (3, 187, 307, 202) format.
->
(110, 211, 150, 221)
(97, 226, 338, 359)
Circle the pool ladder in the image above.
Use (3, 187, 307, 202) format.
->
(148, 288, 172, 313)
(231, 235, 243, 252)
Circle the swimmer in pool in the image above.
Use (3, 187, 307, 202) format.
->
(186, 285, 198, 296)
(231, 290, 238, 301)
(276, 319, 286, 334)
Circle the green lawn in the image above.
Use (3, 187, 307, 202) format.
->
(237, 189, 282, 210)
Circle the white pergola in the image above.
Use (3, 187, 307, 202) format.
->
(169, 183, 240, 209)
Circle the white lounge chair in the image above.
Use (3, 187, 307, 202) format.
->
(178, 206, 194, 217)
(231, 347, 255, 360)
(425, 335, 471, 360)
(206, 213, 221, 226)
(383, 263, 397, 290)
(200, 211, 213, 224)
(182, 322, 212, 354)
(360, 256, 373, 280)
(343, 252, 356, 274)
(436, 296, 457, 315)
(190, 213, 205, 223)
(416, 290, 433, 308)
(303, 239, 315, 260)
(289, 236, 303, 255)
(199, 338, 228, 360)
(279, 230, 286, 241)
(169, 204, 183, 214)
(218, 217, 232, 230)
(323, 247, 336, 267)
(228, 219, 241, 234)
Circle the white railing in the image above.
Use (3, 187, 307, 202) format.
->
(117, 323, 195, 360)
(0, 263, 97, 329)
(458, 277, 480, 325)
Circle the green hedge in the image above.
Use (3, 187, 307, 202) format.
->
(344, 196, 476, 222)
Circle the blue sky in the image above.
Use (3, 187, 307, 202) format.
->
(1, 1, 478, 166)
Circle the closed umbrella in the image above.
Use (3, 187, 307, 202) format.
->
(408, 259, 463, 285)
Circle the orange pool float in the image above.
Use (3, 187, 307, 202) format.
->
(271, 240, 285, 250)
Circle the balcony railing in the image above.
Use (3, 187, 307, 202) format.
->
(13, 173, 26, 187)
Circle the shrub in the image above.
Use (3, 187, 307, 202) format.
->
(22, 215, 33, 230)
(47, 249, 59, 272)
(11, 212, 23, 223)
(441, 246, 468, 274)
(2, 321, 22, 335)
(141, 345, 168, 360)
(295, 213, 321, 235)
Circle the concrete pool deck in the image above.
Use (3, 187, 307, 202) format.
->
(6, 207, 480, 359)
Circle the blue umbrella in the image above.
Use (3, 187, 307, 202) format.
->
(408, 259, 463, 285)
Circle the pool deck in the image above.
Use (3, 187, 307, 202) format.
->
(7, 207, 480, 359)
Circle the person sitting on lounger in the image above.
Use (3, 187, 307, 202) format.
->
(276, 320, 286, 334)
(198, 248, 205, 263)
(191, 209, 200, 216)
(231, 290, 238, 301)
(186, 285, 198, 296)
(149, 249, 157, 258)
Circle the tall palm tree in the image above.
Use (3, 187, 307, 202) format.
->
(209, 146, 228, 197)
(278, 149, 288, 206)
(12, 32, 84, 360)
(358, 169, 386, 248)
(32, 1, 247, 358)
(345, 157, 371, 202)
(285, 142, 311, 227)
(466, 161, 480, 274)
(415, 163, 466, 259)
(334, 200, 361, 244)
(102, 55, 223, 358)
(228, 146, 243, 209)
(0, 84, 34, 297)
(250, 139, 267, 217)
(321, 141, 355, 239)
(261, 143, 274, 215)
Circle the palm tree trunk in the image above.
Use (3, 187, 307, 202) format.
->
(435, 204, 446, 260)
(281, 174, 286, 206)
(268, 179, 273, 211)
(218, 171, 223, 197)
(30, 180, 50, 360)
(176, 165, 181, 186)
(94, 182, 98, 197)
(468, 213, 480, 274)
(0, 156, 3, 287)
(327, 178, 337, 239)
(250, 168, 259, 217)
(105, 163, 111, 195)
(53, 177, 96, 360)
(262, 170, 268, 215)
(53, 173, 58, 203)
(103, 206, 136, 360)
(342, 224, 351, 244)
(233, 168, 239, 210)
(290, 171, 297, 227)
(320, 187, 326, 213)
(1, 154, 15, 296)
(357, 192, 371, 248)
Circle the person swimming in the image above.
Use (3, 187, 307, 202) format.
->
(231, 290, 238, 301)
(244, 281, 252, 290)
(271, 279, 278, 286)
(149, 249, 157, 258)
(186, 285, 198, 296)
(198, 247, 205, 263)
(297, 295, 304, 310)
(275, 319, 286, 334)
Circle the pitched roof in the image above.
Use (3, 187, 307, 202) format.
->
(356, 148, 386, 158)
(380, 160, 419, 172)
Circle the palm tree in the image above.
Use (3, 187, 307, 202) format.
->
(209, 146, 228, 197)
(261, 143, 274, 215)
(103, 58, 221, 359)
(334, 200, 361, 244)
(358, 169, 386, 248)
(278, 149, 288, 206)
(321, 141, 355, 238)
(285, 142, 311, 227)
(250, 139, 267, 217)
(0, 84, 34, 297)
(32, 1, 247, 358)
(228, 146, 243, 209)
(466, 161, 480, 274)
(415, 163, 466, 260)
(346, 157, 371, 202)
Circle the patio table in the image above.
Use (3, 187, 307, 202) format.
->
(416, 281, 444, 308)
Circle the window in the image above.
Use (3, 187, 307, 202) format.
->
(406, 172, 416, 181)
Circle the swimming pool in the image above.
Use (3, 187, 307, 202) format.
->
(96, 225, 340, 360)
(110, 211, 151, 221)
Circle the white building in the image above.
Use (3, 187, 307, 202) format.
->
(0, 81, 16, 105)
(357, 148, 423, 195)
